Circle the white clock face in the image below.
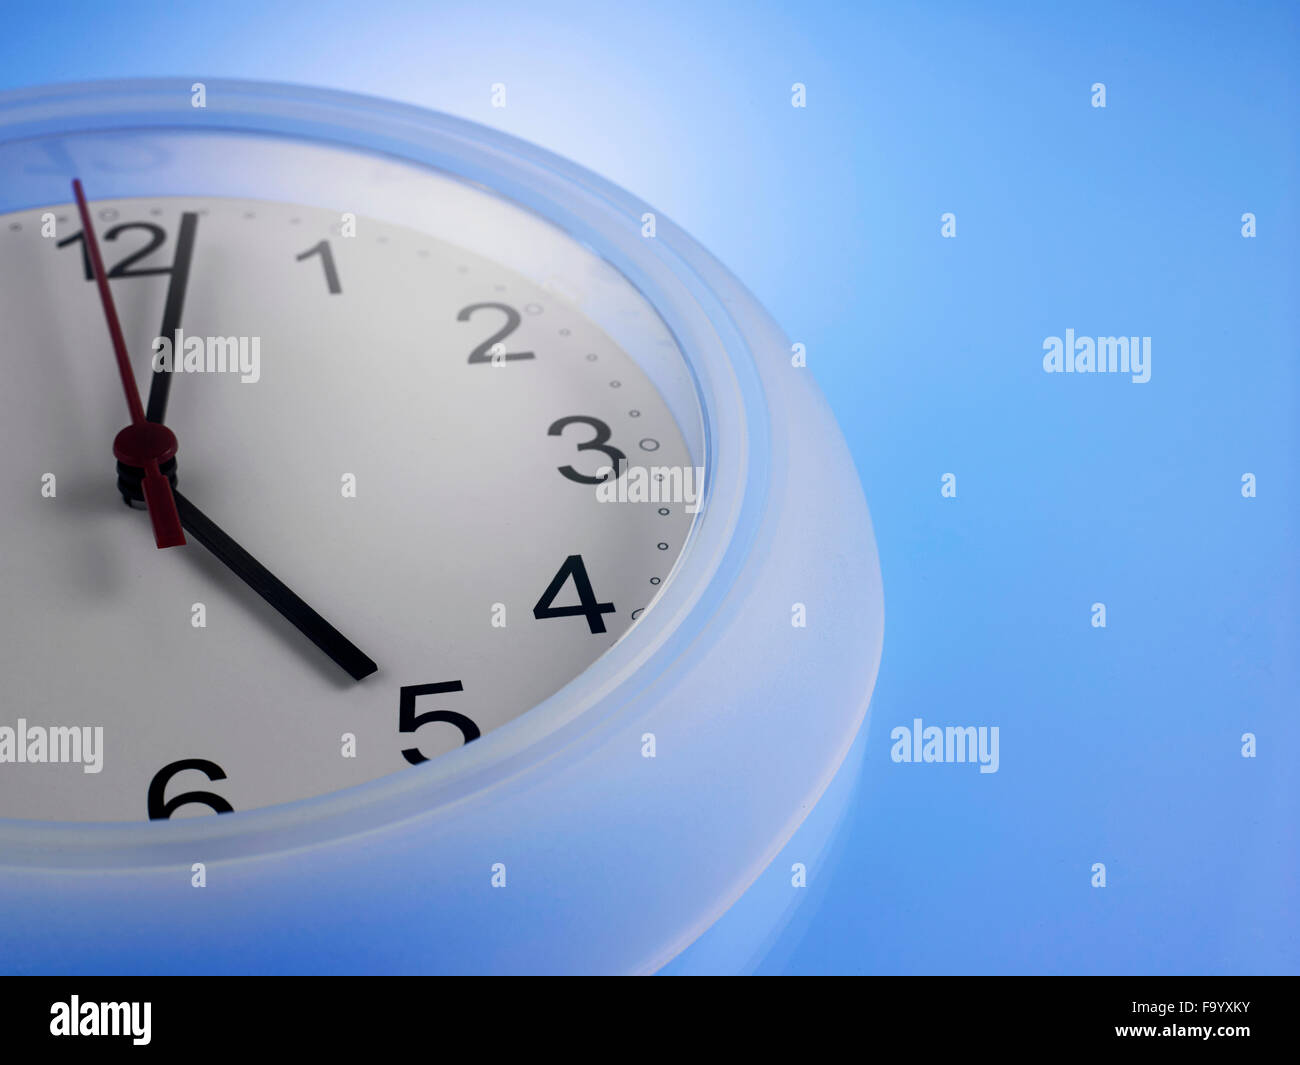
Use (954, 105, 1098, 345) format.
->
(0, 193, 700, 822)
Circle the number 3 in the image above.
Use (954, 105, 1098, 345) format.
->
(548, 416, 626, 484)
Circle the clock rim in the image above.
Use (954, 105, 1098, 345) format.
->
(0, 77, 772, 863)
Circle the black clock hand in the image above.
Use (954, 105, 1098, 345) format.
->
(171, 489, 378, 682)
(145, 211, 199, 424)
(115, 211, 370, 679)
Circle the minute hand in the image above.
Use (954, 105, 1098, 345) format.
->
(173, 490, 378, 682)
(145, 209, 199, 425)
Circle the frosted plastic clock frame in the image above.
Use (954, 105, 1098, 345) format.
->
(0, 79, 883, 974)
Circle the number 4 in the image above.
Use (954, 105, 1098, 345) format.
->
(533, 554, 615, 634)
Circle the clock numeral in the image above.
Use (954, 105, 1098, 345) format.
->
(58, 220, 183, 281)
(458, 302, 534, 363)
(146, 758, 234, 820)
(548, 416, 626, 484)
(533, 554, 616, 634)
(399, 681, 481, 765)
(297, 239, 342, 294)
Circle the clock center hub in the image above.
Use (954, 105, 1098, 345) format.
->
(112, 423, 180, 505)
(113, 422, 179, 467)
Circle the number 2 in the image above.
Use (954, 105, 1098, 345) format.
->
(458, 302, 534, 363)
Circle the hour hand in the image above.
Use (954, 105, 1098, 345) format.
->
(171, 489, 377, 681)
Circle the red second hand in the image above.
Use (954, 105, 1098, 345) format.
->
(72, 179, 185, 549)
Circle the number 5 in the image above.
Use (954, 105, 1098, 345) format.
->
(399, 681, 480, 765)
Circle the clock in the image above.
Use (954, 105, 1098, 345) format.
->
(0, 79, 883, 973)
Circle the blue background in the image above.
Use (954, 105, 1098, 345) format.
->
(3, 0, 1295, 973)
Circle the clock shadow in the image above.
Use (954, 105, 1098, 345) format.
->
(54, 475, 140, 600)
(59, 476, 362, 689)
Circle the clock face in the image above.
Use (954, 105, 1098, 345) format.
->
(0, 192, 701, 822)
